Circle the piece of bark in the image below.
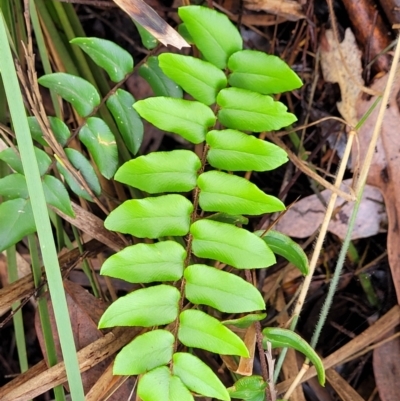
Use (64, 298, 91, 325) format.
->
(342, 0, 392, 73)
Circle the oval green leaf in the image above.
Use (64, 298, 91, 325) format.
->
(43, 175, 74, 217)
(207, 212, 249, 226)
(206, 129, 288, 171)
(262, 327, 325, 386)
(0, 198, 36, 252)
(217, 88, 297, 132)
(178, 6, 242, 69)
(105, 195, 193, 238)
(38, 73, 100, 117)
(79, 117, 118, 179)
(0, 173, 29, 199)
(64, 148, 101, 196)
(256, 230, 309, 275)
(134, 21, 158, 50)
(158, 54, 227, 105)
(98, 284, 180, 328)
(178, 310, 249, 357)
(223, 313, 267, 329)
(198, 171, 285, 215)
(106, 89, 143, 155)
(190, 220, 275, 269)
(114, 330, 174, 375)
(138, 366, 194, 401)
(228, 375, 267, 401)
(139, 56, 183, 98)
(101, 241, 186, 283)
(115, 150, 200, 193)
(184, 264, 265, 313)
(173, 352, 230, 401)
(28, 116, 70, 147)
(228, 50, 303, 94)
(71, 37, 133, 82)
(134, 97, 216, 144)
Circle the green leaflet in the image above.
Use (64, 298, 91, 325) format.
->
(101, 241, 186, 283)
(71, 37, 133, 82)
(217, 87, 297, 132)
(139, 56, 183, 98)
(134, 21, 158, 50)
(0, 147, 51, 176)
(184, 264, 265, 313)
(158, 53, 227, 105)
(114, 330, 174, 375)
(228, 375, 267, 401)
(64, 148, 101, 196)
(104, 194, 193, 238)
(106, 89, 143, 155)
(138, 366, 194, 401)
(79, 117, 118, 179)
(99, 284, 180, 328)
(190, 220, 275, 269)
(223, 313, 267, 329)
(173, 352, 230, 401)
(178, 309, 249, 357)
(206, 129, 288, 172)
(27, 116, 70, 147)
(134, 97, 216, 144)
(228, 50, 303, 95)
(38, 72, 100, 117)
(0, 173, 29, 199)
(198, 171, 285, 215)
(42, 175, 74, 217)
(178, 6, 242, 69)
(256, 230, 309, 275)
(262, 327, 325, 386)
(0, 198, 36, 252)
(115, 150, 201, 193)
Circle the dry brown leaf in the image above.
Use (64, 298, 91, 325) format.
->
(243, 0, 305, 21)
(320, 29, 364, 126)
(354, 72, 400, 302)
(274, 179, 387, 240)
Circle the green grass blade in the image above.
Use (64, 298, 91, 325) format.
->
(0, 12, 85, 400)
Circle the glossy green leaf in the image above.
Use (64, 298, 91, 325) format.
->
(64, 148, 101, 196)
(0, 198, 36, 252)
(115, 150, 200, 193)
(178, 6, 242, 69)
(105, 195, 193, 238)
(98, 284, 180, 328)
(185, 264, 265, 313)
(207, 212, 249, 226)
(206, 129, 288, 171)
(134, 97, 216, 144)
(42, 175, 74, 217)
(228, 375, 267, 401)
(178, 23, 194, 44)
(198, 171, 285, 215)
(190, 220, 275, 269)
(228, 50, 303, 94)
(0, 173, 29, 199)
(223, 313, 267, 329)
(56, 158, 92, 202)
(217, 88, 297, 132)
(28, 116, 70, 147)
(262, 327, 325, 386)
(178, 310, 249, 357)
(138, 366, 194, 401)
(0, 147, 51, 176)
(158, 54, 227, 105)
(139, 56, 183, 98)
(38, 73, 100, 117)
(114, 330, 173, 375)
(256, 230, 309, 275)
(134, 21, 158, 50)
(106, 89, 143, 155)
(173, 352, 230, 401)
(71, 37, 133, 82)
(79, 117, 118, 179)
(101, 241, 186, 283)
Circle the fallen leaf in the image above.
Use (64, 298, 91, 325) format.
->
(243, 0, 305, 21)
(320, 28, 364, 126)
(274, 179, 387, 240)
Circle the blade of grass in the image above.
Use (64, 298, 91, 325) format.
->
(0, 12, 85, 400)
